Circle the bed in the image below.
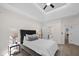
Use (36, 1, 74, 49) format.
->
(20, 30, 58, 56)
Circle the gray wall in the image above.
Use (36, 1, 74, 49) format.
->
(61, 13, 79, 46)
(0, 11, 41, 55)
(44, 13, 79, 45)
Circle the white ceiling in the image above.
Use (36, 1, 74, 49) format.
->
(0, 3, 79, 23)
(37, 3, 66, 13)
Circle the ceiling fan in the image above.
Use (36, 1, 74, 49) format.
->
(43, 3, 54, 10)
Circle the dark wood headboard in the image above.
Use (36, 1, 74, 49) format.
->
(20, 30, 36, 44)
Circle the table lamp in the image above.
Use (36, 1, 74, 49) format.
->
(9, 31, 18, 44)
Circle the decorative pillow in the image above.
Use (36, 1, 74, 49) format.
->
(25, 34, 38, 41)
(24, 35, 28, 41)
(25, 34, 29, 40)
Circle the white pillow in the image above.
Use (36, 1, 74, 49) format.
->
(23, 36, 26, 42)
(25, 34, 29, 41)
(25, 34, 38, 41)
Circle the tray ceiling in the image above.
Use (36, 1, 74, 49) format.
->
(0, 3, 79, 23)
(37, 3, 66, 13)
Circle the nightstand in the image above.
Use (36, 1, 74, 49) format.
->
(8, 43, 20, 56)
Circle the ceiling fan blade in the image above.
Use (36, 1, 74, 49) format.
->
(43, 5, 47, 10)
(50, 4, 54, 8)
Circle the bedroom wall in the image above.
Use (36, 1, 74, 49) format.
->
(45, 20, 63, 44)
(0, 11, 41, 55)
(41, 24, 49, 39)
(46, 13, 79, 45)
(61, 13, 79, 46)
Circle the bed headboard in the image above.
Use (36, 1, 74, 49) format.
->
(20, 30, 36, 44)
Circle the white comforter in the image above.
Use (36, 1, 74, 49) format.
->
(23, 39, 58, 56)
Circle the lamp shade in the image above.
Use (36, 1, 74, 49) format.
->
(10, 32, 18, 39)
(9, 29, 18, 44)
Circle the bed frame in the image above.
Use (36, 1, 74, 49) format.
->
(20, 29, 41, 56)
